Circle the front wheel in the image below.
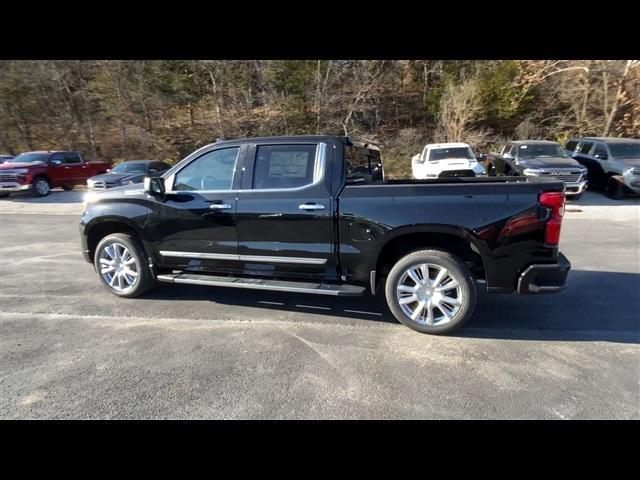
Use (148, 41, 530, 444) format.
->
(605, 178, 626, 200)
(94, 233, 156, 297)
(33, 176, 51, 196)
(384, 249, 477, 334)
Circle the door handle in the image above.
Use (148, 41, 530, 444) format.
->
(299, 203, 325, 210)
(64, 166, 70, 169)
(209, 203, 232, 210)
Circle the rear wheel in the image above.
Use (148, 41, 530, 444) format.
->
(33, 176, 51, 196)
(94, 233, 156, 297)
(385, 249, 477, 334)
(605, 177, 625, 199)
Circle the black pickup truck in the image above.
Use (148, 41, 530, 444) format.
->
(80, 136, 570, 334)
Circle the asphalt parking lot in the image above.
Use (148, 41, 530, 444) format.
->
(1, 189, 639, 419)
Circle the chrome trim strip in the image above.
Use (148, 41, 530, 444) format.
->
(159, 251, 237, 260)
(157, 274, 347, 296)
(158, 251, 327, 265)
(240, 255, 326, 265)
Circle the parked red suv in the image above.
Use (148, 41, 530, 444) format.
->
(0, 151, 112, 197)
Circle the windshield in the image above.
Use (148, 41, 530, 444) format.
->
(518, 144, 568, 159)
(111, 163, 148, 173)
(608, 143, 640, 158)
(429, 147, 475, 161)
(7, 152, 49, 164)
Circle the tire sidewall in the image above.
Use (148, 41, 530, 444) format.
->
(385, 249, 477, 334)
(94, 233, 152, 297)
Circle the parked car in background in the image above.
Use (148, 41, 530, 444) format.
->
(486, 140, 588, 199)
(411, 142, 486, 179)
(564, 137, 640, 199)
(0, 155, 14, 164)
(80, 135, 570, 335)
(87, 160, 171, 190)
(0, 151, 112, 197)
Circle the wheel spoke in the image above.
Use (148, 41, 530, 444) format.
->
(398, 284, 419, 293)
(399, 294, 418, 305)
(123, 256, 136, 265)
(109, 273, 118, 287)
(432, 267, 448, 288)
(104, 245, 115, 260)
(436, 304, 451, 323)
(439, 296, 461, 306)
(436, 280, 459, 292)
(411, 301, 426, 320)
(420, 264, 429, 285)
(101, 265, 115, 274)
(407, 268, 422, 286)
(117, 272, 124, 289)
(425, 304, 434, 325)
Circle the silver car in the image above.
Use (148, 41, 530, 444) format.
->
(565, 137, 640, 199)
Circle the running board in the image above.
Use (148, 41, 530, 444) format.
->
(156, 273, 366, 296)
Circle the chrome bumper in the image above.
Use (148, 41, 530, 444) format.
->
(564, 179, 587, 196)
(0, 182, 31, 192)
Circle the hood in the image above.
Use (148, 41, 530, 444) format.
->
(89, 172, 146, 184)
(427, 158, 477, 169)
(84, 183, 146, 202)
(0, 162, 42, 170)
(517, 156, 581, 169)
(616, 157, 640, 169)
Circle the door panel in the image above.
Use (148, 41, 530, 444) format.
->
(235, 142, 338, 280)
(148, 145, 245, 272)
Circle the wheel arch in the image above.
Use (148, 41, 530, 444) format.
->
(372, 225, 489, 293)
(85, 217, 145, 264)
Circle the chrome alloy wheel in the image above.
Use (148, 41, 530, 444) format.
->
(35, 178, 50, 195)
(395, 263, 463, 326)
(99, 242, 139, 292)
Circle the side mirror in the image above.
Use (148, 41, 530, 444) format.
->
(51, 159, 62, 166)
(412, 154, 422, 163)
(149, 168, 158, 174)
(143, 176, 165, 195)
(594, 154, 608, 160)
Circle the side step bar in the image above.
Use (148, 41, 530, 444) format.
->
(157, 272, 366, 297)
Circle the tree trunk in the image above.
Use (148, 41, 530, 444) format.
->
(603, 60, 632, 136)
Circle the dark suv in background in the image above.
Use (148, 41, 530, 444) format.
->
(565, 137, 640, 199)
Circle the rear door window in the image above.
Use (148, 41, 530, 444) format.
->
(565, 140, 578, 152)
(578, 142, 594, 154)
(63, 152, 82, 164)
(252, 144, 317, 190)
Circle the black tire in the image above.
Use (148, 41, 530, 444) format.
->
(384, 249, 477, 335)
(0, 192, 10, 198)
(32, 176, 51, 196)
(605, 178, 625, 200)
(94, 233, 156, 297)
(487, 163, 497, 176)
(61, 185, 74, 191)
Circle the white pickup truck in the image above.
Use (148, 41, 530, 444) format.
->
(411, 142, 486, 179)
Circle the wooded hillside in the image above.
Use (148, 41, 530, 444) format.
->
(1, 60, 638, 178)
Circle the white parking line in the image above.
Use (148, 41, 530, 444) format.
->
(295, 304, 331, 310)
(343, 309, 383, 316)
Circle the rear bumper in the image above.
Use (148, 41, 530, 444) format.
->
(0, 182, 31, 192)
(517, 252, 571, 294)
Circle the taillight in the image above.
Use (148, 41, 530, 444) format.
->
(539, 191, 565, 246)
